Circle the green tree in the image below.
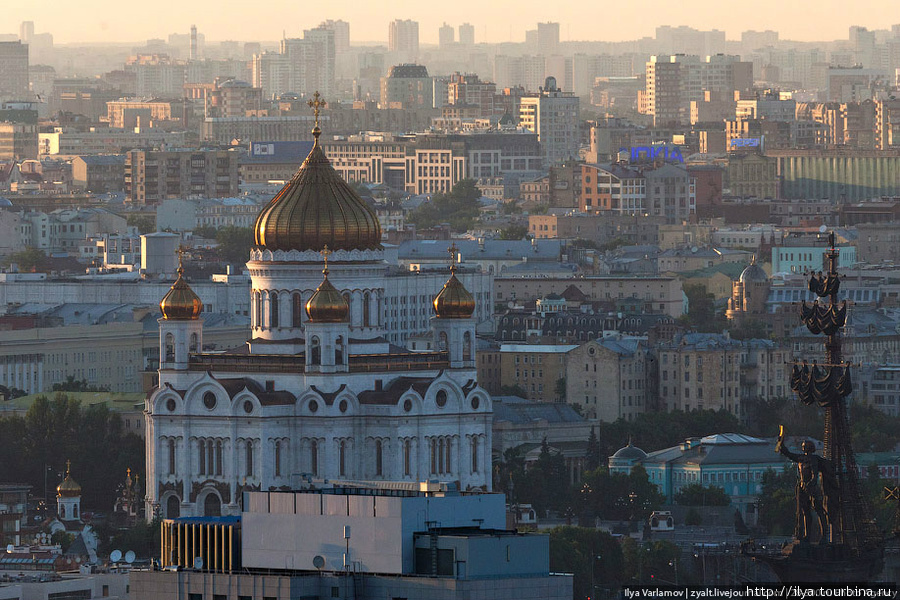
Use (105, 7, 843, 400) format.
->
(585, 426, 600, 472)
(126, 214, 156, 234)
(192, 225, 218, 240)
(215, 226, 255, 264)
(2, 247, 50, 272)
(554, 377, 566, 402)
(685, 507, 703, 525)
(756, 467, 796, 536)
(407, 179, 483, 232)
(680, 284, 726, 332)
(499, 224, 528, 240)
(674, 483, 731, 507)
(548, 527, 626, 599)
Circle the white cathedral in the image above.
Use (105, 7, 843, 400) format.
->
(144, 113, 492, 519)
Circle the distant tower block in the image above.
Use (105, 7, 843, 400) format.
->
(190, 25, 198, 61)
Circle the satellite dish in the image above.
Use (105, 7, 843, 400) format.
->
(125, 551, 136, 564)
(313, 555, 325, 569)
(110, 550, 122, 563)
(819, 225, 827, 233)
(75, 557, 82, 563)
(193, 556, 204, 570)
(5, 544, 13, 554)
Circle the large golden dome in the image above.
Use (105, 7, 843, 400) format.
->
(306, 268, 349, 323)
(57, 462, 81, 498)
(160, 265, 203, 320)
(253, 126, 382, 253)
(433, 266, 476, 319)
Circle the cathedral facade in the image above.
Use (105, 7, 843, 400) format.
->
(145, 117, 492, 519)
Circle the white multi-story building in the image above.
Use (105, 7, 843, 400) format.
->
(519, 76, 580, 166)
(145, 128, 492, 518)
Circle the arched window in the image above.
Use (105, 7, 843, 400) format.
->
(471, 437, 479, 474)
(60, 505, 66, 519)
(311, 440, 319, 476)
(270, 292, 279, 328)
(215, 440, 223, 475)
(404, 439, 411, 477)
(363, 292, 371, 326)
(445, 438, 452, 474)
(310, 337, 321, 365)
(339, 440, 347, 477)
(253, 291, 262, 328)
(335, 336, 344, 364)
(189, 333, 198, 353)
(198, 440, 206, 475)
(203, 493, 221, 517)
(245, 440, 254, 478)
(207, 441, 214, 477)
(292, 293, 303, 327)
(342, 293, 351, 322)
(164, 333, 175, 362)
(166, 495, 180, 519)
(438, 331, 448, 352)
(275, 440, 282, 477)
(168, 439, 176, 475)
(463, 331, 472, 361)
(438, 438, 445, 474)
(375, 439, 383, 476)
(430, 439, 437, 475)
(73, 505, 78, 519)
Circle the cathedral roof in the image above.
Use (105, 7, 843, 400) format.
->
(306, 267, 350, 323)
(252, 105, 381, 253)
(159, 264, 203, 320)
(433, 266, 475, 319)
(57, 462, 81, 498)
(357, 377, 433, 405)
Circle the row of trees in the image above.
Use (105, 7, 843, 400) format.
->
(0, 393, 144, 510)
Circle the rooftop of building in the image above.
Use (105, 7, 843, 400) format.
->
(492, 396, 584, 425)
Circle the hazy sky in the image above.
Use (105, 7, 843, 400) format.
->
(5, 0, 896, 45)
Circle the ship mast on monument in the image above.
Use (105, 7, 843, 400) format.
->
(745, 231, 883, 581)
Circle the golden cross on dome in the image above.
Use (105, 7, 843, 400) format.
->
(66, 459, 71, 475)
(321, 245, 332, 271)
(175, 245, 187, 270)
(448, 243, 459, 271)
(308, 91, 326, 129)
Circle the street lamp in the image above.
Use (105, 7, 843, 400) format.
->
(669, 558, 678, 585)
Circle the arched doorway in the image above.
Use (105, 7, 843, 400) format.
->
(203, 493, 221, 517)
(166, 495, 180, 519)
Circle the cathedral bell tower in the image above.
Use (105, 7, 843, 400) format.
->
(158, 250, 204, 370)
(304, 247, 350, 373)
(431, 244, 476, 369)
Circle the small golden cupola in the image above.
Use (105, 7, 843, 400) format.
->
(433, 244, 476, 319)
(305, 247, 350, 323)
(57, 461, 82, 498)
(253, 92, 382, 253)
(159, 252, 203, 320)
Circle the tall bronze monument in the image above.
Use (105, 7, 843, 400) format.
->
(746, 233, 883, 581)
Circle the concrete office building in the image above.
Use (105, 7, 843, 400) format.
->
(125, 149, 239, 204)
(519, 76, 579, 166)
(0, 41, 29, 103)
(388, 19, 419, 63)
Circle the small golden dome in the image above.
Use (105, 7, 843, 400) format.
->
(160, 266, 203, 320)
(253, 95, 381, 253)
(57, 461, 81, 498)
(305, 268, 349, 323)
(433, 266, 476, 319)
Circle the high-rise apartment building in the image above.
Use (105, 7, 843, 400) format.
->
(0, 42, 29, 103)
(519, 76, 580, 165)
(459, 23, 475, 46)
(252, 28, 335, 99)
(447, 73, 497, 117)
(319, 19, 350, 54)
(389, 19, 419, 63)
(439, 23, 455, 48)
(644, 54, 752, 126)
(537, 22, 560, 56)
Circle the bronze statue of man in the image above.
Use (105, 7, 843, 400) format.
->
(776, 427, 832, 541)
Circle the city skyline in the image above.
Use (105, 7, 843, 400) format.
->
(5, 0, 899, 46)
